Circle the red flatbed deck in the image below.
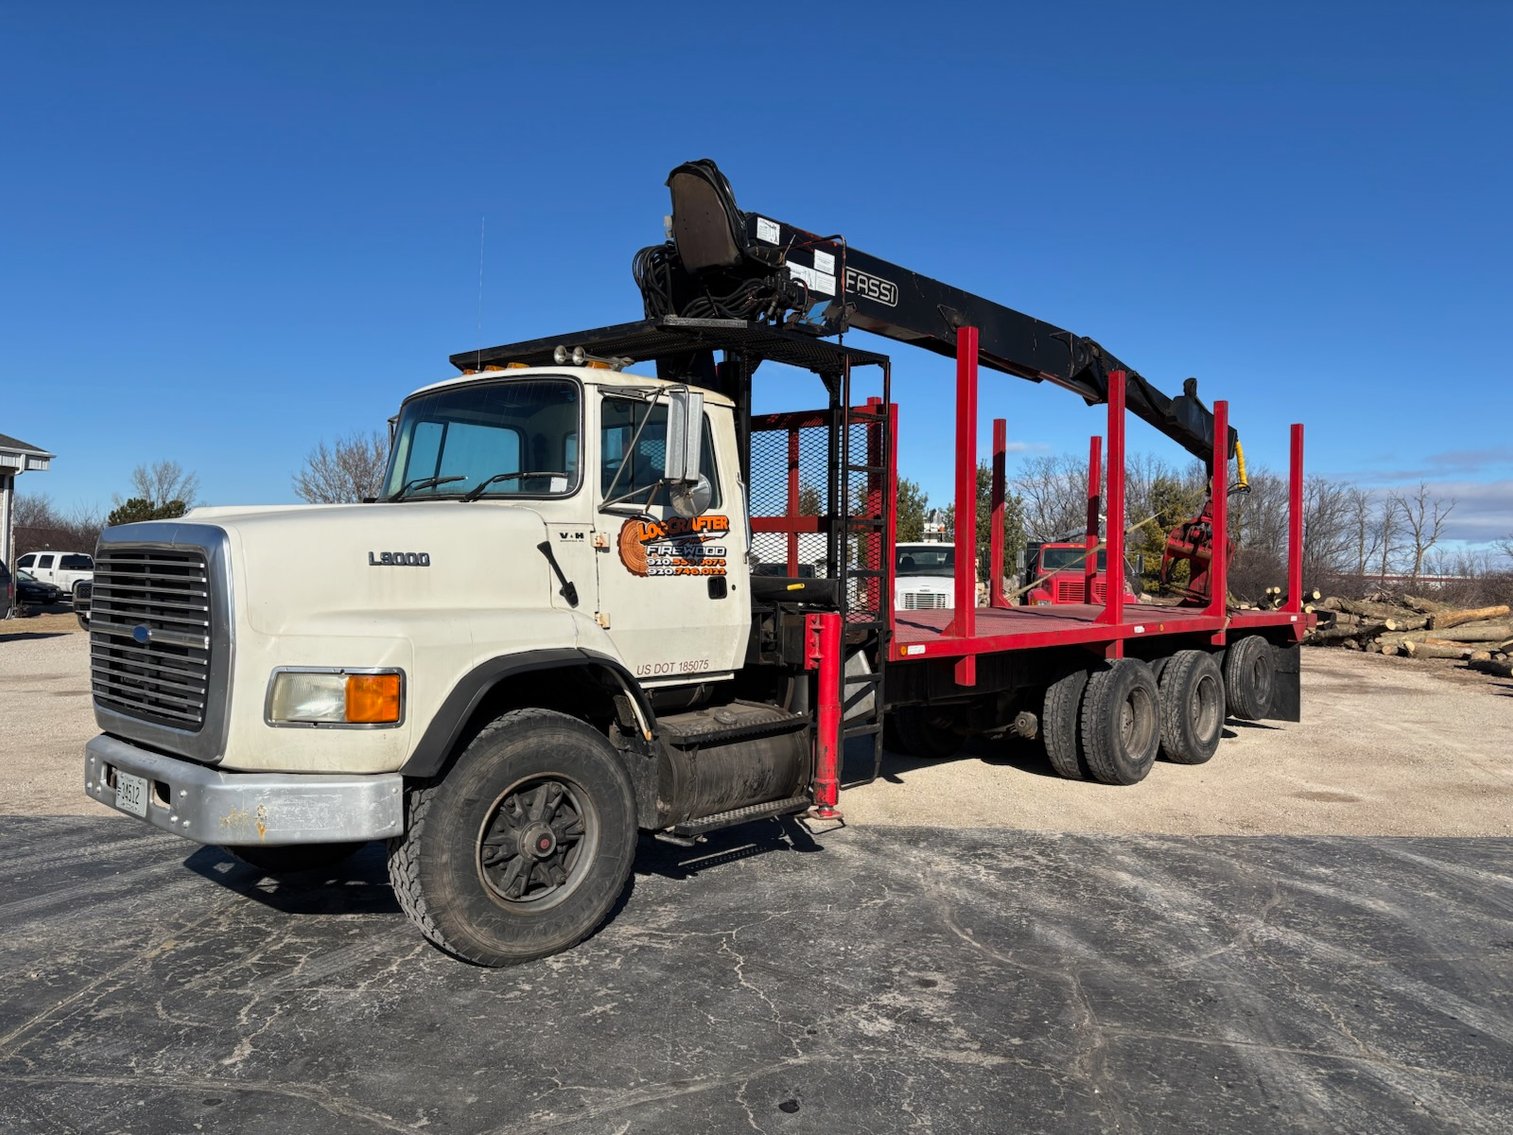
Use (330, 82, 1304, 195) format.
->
(891, 602, 1307, 662)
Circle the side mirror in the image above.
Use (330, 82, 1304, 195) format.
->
(667, 474, 714, 520)
(663, 389, 704, 484)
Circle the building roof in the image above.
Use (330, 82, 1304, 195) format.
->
(0, 432, 54, 472)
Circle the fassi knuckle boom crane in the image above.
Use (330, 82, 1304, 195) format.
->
(82, 161, 1311, 966)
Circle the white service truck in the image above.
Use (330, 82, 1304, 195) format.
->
(83, 160, 1307, 966)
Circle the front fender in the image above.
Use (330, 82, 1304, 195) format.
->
(400, 647, 654, 777)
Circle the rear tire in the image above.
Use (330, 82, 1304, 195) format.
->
(1224, 635, 1275, 721)
(885, 706, 964, 759)
(1080, 660, 1161, 785)
(1042, 668, 1091, 779)
(230, 842, 366, 876)
(1157, 650, 1224, 765)
(387, 708, 637, 967)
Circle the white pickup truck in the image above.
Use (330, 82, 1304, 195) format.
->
(16, 550, 93, 599)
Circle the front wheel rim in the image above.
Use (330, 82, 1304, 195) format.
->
(477, 775, 597, 910)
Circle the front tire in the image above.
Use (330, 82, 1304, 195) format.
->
(387, 708, 637, 966)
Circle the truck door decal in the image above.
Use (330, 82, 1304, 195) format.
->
(617, 515, 730, 578)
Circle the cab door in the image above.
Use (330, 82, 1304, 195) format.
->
(591, 392, 749, 685)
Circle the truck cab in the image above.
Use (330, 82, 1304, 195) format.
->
(83, 349, 829, 966)
(894, 541, 954, 610)
(1022, 540, 1140, 606)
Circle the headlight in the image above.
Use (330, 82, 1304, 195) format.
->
(267, 669, 404, 726)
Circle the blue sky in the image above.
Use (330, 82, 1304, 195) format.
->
(3, 2, 1509, 546)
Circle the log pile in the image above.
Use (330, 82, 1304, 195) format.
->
(1302, 594, 1513, 677)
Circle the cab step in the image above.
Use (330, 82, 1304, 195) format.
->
(668, 795, 812, 838)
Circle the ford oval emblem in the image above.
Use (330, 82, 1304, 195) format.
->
(132, 625, 152, 645)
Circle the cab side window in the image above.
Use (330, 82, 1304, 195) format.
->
(18, 554, 35, 570)
(600, 397, 720, 508)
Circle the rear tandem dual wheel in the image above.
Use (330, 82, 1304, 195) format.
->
(1156, 650, 1225, 765)
(1080, 659, 1162, 786)
(387, 707, 638, 966)
(1041, 668, 1091, 780)
(1224, 635, 1276, 721)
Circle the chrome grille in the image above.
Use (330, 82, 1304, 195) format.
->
(90, 548, 212, 730)
(901, 591, 949, 610)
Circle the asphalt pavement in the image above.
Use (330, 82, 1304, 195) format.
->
(1, 816, 1509, 1133)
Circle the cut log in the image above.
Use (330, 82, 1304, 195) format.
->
(1498, 638, 1513, 654)
(1310, 621, 1388, 644)
(1403, 641, 1472, 659)
(1427, 604, 1511, 630)
(1335, 598, 1412, 621)
(1403, 594, 1451, 614)
(1469, 650, 1493, 663)
(1382, 614, 1430, 632)
(1377, 624, 1511, 645)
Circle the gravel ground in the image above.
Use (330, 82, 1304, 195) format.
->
(2, 617, 1509, 834)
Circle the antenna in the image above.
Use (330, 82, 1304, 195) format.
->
(475, 215, 486, 369)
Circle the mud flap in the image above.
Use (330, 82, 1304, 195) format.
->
(1267, 640, 1301, 722)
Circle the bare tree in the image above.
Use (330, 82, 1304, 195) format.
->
(1393, 482, 1455, 582)
(1346, 487, 1382, 579)
(293, 432, 391, 504)
(1301, 478, 1358, 589)
(1014, 453, 1088, 539)
(122, 460, 200, 510)
(12, 494, 105, 555)
(1376, 496, 1402, 582)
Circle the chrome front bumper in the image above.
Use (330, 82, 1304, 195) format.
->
(84, 734, 405, 846)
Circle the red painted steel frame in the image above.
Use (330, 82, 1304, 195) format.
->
(1287, 423, 1304, 613)
(887, 399, 900, 635)
(990, 418, 1007, 607)
(807, 611, 842, 817)
(1205, 401, 1229, 622)
(948, 326, 979, 686)
(1098, 371, 1126, 637)
(1085, 434, 1102, 604)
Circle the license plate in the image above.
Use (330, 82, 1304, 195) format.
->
(115, 771, 149, 817)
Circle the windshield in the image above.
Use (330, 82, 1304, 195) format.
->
(384, 378, 580, 500)
(896, 545, 953, 576)
(1039, 547, 1106, 572)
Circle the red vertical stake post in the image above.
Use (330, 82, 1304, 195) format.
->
(885, 399, 900, 637)
(1286, 423, 1304, 614)
(990, 418, 1007, 608)
(1099, 371, 1126, 628)
(808, 611, 842, 818)
(1206, 401, 1230, 620)
(1085, 434, 1102, 606)
(950, 326, 978, 686)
